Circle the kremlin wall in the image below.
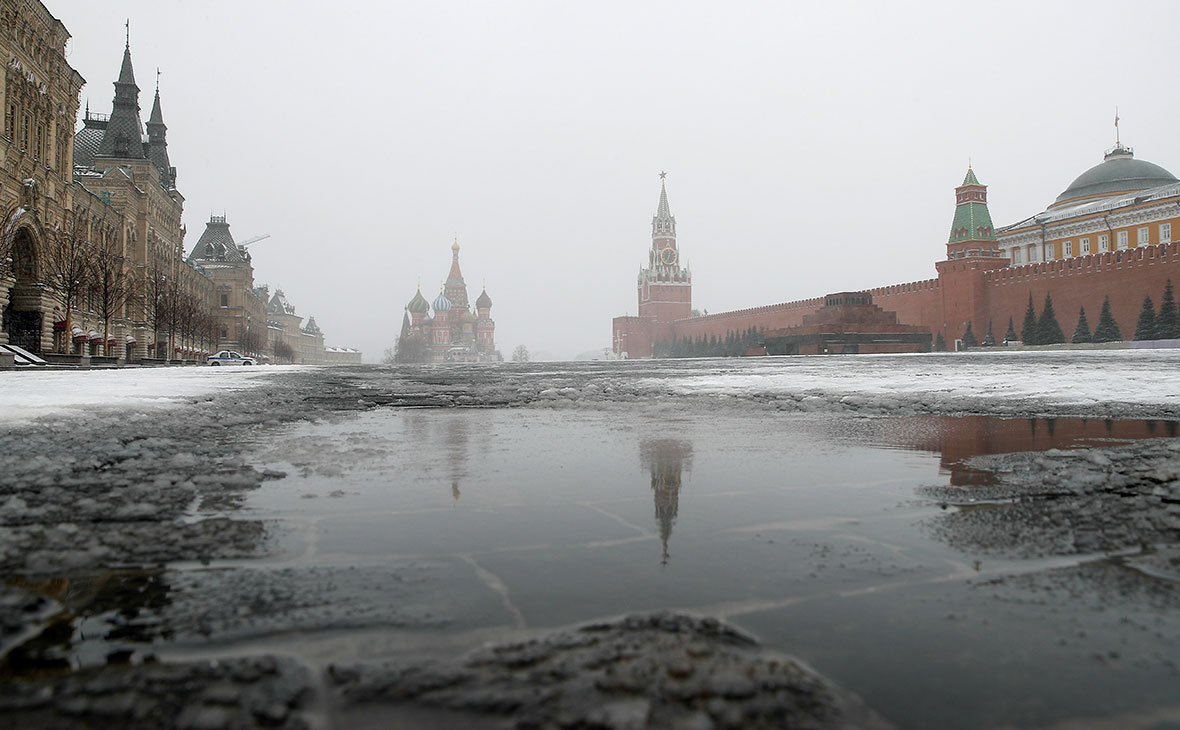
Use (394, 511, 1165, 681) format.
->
(613, 142, 1180, 357)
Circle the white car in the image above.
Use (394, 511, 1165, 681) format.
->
(207, 350, 257, 366)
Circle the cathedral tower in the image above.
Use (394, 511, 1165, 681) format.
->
(637, 173, 692, 341)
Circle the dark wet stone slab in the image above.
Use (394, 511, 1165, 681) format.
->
(0, 655, 313, 730)
(160, 561, 517, 643)
(329, 610, 892, 730)
(920, 439, 1180, 558)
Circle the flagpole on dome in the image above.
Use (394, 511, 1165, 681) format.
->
(1115, 106, 1120, 146)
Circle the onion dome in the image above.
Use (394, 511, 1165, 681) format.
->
(406, 289, 430, 313)
(460, 309, 475, 323)
(432, 291, 452, 312)
(1052, 144, 1178, 208)
(475, 288, 493, 309)
(421, 315, 433, 327)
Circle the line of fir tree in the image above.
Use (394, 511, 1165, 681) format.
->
(1093, 296, 1123, 342)
(1071, 306, 1092, 343)
(961, 321, 977, 348)
(1037, 293, 1065, 344)
(1134, 296, 1157, 340)
(1155, 280, 1178, 339)
(1020, 293, 1038, 344)
(981, 319, 995, 346)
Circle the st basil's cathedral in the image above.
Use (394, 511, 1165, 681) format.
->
(402, 241, 500, 362)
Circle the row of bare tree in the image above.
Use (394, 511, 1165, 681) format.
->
(12, 215, 221, 358)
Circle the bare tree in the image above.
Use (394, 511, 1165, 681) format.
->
(272, 339, 295, 363)
(92, 227, 138, 356)
(42, 214, 95, 352)
(143, 260, 170, 359)
(175, 289, 202, 358)
(512, 344, 529, 362)
(194, 308, 218, 355)
(239, 325, 266, 357)
(0, 218, 14, 281)
(162, 275, 184, 360)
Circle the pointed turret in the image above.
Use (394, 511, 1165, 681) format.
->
(97, 37, 146, 160)
(145, 76, 175, 188)
(946, 166, 999, 260)
(651, 173, 677, 255)
(444, 239, 470, 310)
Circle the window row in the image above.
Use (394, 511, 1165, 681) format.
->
(1019, 222, 1176, 262)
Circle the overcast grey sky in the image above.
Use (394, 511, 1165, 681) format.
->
(58, 1, 1180, 361)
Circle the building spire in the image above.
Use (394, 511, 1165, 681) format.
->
(97, 27, 146, 159)
(444, 239, 470, 310)
(651, 172, 676, 251)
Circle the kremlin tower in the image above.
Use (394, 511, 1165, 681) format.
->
(611, 175, 693, 358)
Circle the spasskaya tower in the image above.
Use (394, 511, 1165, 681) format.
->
(612, 174, 693, 358)
(637, 173, 692, 338)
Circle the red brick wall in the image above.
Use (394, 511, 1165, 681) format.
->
(980, 244, 1180, 342)
(668, 297, 825, 344)
(867, 278, 943, 336)
(630, 243, 1180, 356)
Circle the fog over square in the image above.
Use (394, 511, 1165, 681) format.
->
(58, 0, 1180, 360)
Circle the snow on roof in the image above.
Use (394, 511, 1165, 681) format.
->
(1000, 180, 1180, 233)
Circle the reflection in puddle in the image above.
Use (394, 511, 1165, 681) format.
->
(864, 416, 1180, 485)
(6, 410, 1178, 730)
(639, 439, 692, 565)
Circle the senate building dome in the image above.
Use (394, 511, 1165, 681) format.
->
(1051, 144, 1178, 209)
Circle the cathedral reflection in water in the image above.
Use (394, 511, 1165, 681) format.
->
(639, 439, 693, 565)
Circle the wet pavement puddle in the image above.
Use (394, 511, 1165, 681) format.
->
(7, 409, 1179, 729)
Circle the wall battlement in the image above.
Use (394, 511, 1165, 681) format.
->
(983, 243, 1180, 287)
(868, 278, 941, 297)
(673, 296, 825, 326)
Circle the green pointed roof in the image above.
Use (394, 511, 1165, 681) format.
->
(948, 167, 995, 244)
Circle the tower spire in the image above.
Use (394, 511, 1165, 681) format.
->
(946, 165, 998, 260)
(97, 27, 146, 159)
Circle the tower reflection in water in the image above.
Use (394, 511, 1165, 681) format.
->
(639, 439, 693, 565)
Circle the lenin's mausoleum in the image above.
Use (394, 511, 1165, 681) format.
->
(612, 141, 1180, 357)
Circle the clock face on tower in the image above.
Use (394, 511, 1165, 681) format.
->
(659, 247, 678, 266)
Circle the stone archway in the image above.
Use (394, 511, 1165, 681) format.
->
(2, 226, 45, 353)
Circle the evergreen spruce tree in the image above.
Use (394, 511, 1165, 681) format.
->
(1071, 306, 1092, 344)
(1093, 296, 1123, 342)
(981, 319, 995, 347)
(1156, 280, 1179, 339)
(1020, 293, 1039, 344)
(961, 321, 978, 348)
(1003, 316, 1017, 344)
(1037, 293, 1065, 344)
(1134, 296, 1157, 340)
(934, 332, 946, 352)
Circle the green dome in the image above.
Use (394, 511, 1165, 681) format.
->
(406, 289, 430, 313)
(1053, 146, 1177, 207)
